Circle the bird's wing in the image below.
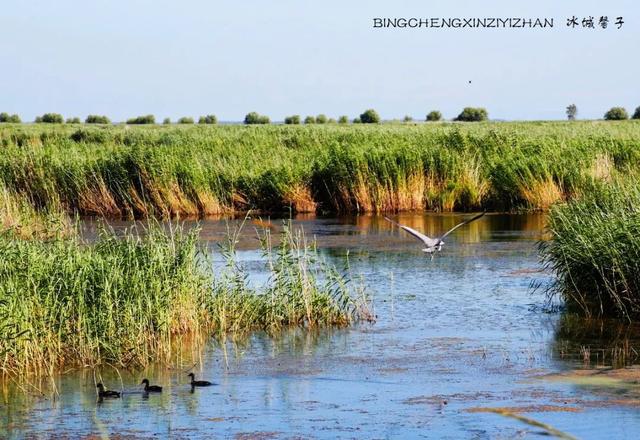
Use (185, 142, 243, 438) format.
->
(384, 216, 438, 246)
(439, 211, 486, 240)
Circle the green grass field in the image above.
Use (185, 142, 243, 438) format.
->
(1, 121, 639, 217)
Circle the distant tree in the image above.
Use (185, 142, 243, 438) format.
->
(633, 106, 640, 120)
(37, 113, 64, 123)
(304, 116, 316, 124)
(66, 117, 81, 124)
(454, 107, 488, 122)
(244, 112, 270, 124)
(163, 117, 171, 125)
(316, 114, 328, 124)
(85, 114, 111, 124)
(198, 115, 217, 124)
(0, 112, 21, 123)
(403, 115, 413, 123)
(566, 104, 577, 121)
(604, 107, 629, 120)
(338, 115, 349, 124)
(177, 117, 194, 124)
(126, 115, 155, 124)
(359, 109, 380, 124)
(426, 111, 442, 122)
(284, 115, 300, 125)
(327, 118, 336, 124)
(353, 117, 362, 124)
(34, 116, 42, 123)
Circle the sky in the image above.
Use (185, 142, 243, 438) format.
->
(1, 0, 638, 122)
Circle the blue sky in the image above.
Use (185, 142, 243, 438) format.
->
(1, 0, 638, 121)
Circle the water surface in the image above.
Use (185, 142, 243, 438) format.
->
(2, 213, 640, 439)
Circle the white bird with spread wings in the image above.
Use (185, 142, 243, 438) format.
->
(384, 212, 486, 254)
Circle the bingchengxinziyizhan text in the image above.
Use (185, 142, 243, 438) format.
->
(372, 16, 625, 30)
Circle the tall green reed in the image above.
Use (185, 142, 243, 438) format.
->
(540, 178, 640, 320)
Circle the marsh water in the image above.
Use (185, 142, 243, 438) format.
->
(3, 213, 640, 439)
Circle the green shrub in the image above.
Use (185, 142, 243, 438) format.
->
(36, 113, 64, 124)
(454, 107, 488, 122)
(633, 107, 640, 120)
(163, 117, 171, 125)
(328, 118, 336, 124)
(359, 109, 380, 124)
(126, 115, 156, 125)
(338, 115, 349, 124)
(0, 113, 21, 123)
(403, 115, 413, 123)
(604, 107, 629, 121)
(178, 117, 194, 124)
(284, 115, 300, 125)
(66, 117, 81, 124)
(353, 117, 362, 124)
(198, 115, 217, 124)
(85, 115, 111, 124)
(304, 116, 316, 124)
(426, 111, 442, 122)
(316, 114, 328, 124)
(244, 112, 270, 124)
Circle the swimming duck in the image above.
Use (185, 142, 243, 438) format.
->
(141, 379, 162, 393)
(188, 373, 214, 387)
(96, 383, 121, 398)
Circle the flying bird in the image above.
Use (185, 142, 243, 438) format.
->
(384, 212, 485, 255)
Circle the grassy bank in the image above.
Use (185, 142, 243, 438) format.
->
(540, 179, 640, 321)
(0, 220, 366, 376)
(1, 121, 639, 216)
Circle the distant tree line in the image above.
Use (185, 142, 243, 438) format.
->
(566, 105, 640, 121)
(3, 107, 640, 125)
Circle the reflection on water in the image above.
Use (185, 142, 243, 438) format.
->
(3, 213, 640, 439)
(554, 314, 640, 368)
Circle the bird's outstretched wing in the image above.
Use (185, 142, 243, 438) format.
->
(384, 216, 439, 247)
(439, 211, 486, 240)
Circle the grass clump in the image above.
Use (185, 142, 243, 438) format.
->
(540, 179, 640, 320)
(0, 222, 213, 375)
(0, 217, 368, 375)
(210, 221, 369, 335)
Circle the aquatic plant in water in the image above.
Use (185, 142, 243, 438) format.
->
(539, 178, 640, 320)
(0, 217, 369, 376)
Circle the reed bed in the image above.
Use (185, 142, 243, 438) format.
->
(540, 179, 640, 320)
(0, 121, 638, 216)
(0, 220, 367, 376)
